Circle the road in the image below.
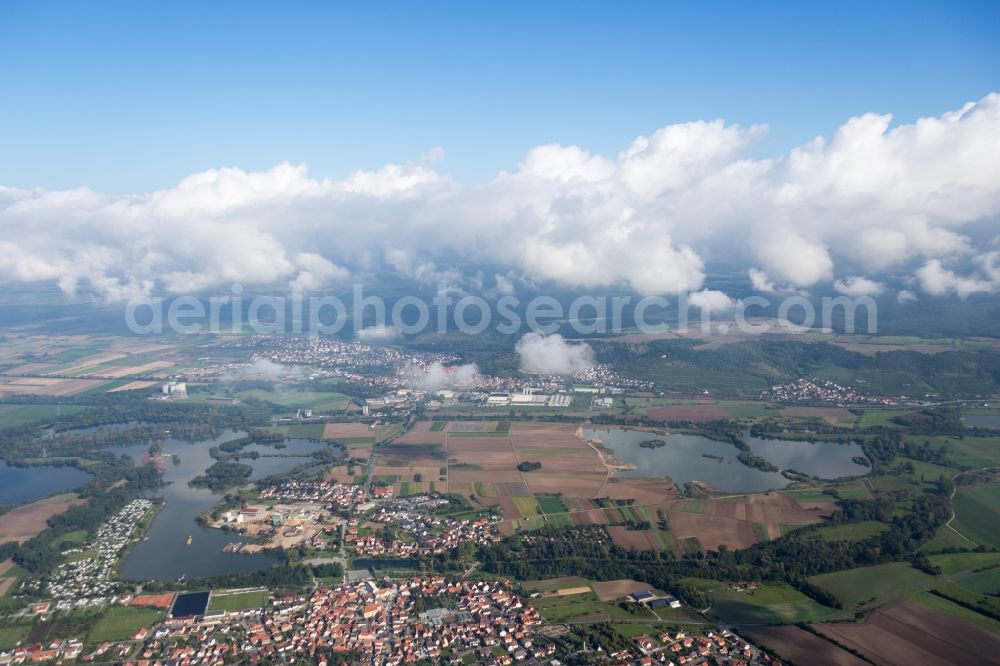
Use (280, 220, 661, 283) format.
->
(363, 452, 378, 499)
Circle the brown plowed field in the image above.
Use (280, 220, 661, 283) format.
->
(0, 377, 109, 396)
(592, 579, 654, 602)
(571, 509, 609, 525)
(600, 479, 677, 505)
(0, 494, 87, 544)
(377, 444, 443, 467)
(394, 421, 447, 445)
(744, 626, 868, 666)
(668, 493, 831, 546)
(523, 473, 607, 498)
(667, 511, 758, 550)
(607, 526, 659, 550)
(321, 423, 373, 439)
(816, 598, 1000, 665)
(449, 470, 524, 484)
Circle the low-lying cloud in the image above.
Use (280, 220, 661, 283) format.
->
(516, 332, 595, 374)
(404, 361, 480, 390)
(356, 324, 402, 343)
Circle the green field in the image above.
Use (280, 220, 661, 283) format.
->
(50, 529, 89, 550)
(207, 589, 269, 612)
(718, 401, 779, 419)
(949, 484, 1000, 548)
(399, 482, 423, 497)
(543, 513, 574, 528)
(827, 480, 871, 500)
(512, 496, 541, 518)
(240, 389, 351, 412)
(535, 494, 568, 514)
(809, 562, 932, 608)
(692, 580, 836, 624)
(0, 623, 33, 648)
(923, 522, 983, 551)
(956, 566, 1000, 594)
(858, 409, 912, 428)
(929, 436, 1000, 467)
(0, 403, 88, 428)
(286, 423, 327, 439)
(532, 589, 664, 624)
(532, 591, 602, 622)
(87, 607, 164, 642)
(909, 590, 1000, 635)
(781, 488, 835, 504)
(927, 552, 1000, 575)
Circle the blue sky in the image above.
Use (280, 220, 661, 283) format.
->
(1, 0, 998, 192)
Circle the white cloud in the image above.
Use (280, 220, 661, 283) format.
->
(754, 231, 833, 287)
(1, 94, 1000, 300)
(515, 333, 594, 374)
(404, 361, 479, 390)
(896, 289, 917, 303)
(356, 324, 402, 343)
(748, 268, 777, 294)
(688, 289, 735, 312)
(289, 253, 349, 292)
(916, 252, 1000, 297)
(833, 276, 884, 297)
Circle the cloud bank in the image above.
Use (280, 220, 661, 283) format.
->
(1, 94, 999, 301)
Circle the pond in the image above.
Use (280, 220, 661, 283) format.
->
(0, 461, 93, 505)
(113, 432, 339, 581)
(584, 428, 868, 494)
(242, 438, 330, 480)
(964, 414, 1000, 429)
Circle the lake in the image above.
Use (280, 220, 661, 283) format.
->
(114, 432, 333, 581)
(964, 414, 1000, 429)
(0, 461, 93, 505)
(584, 428, 868, 493)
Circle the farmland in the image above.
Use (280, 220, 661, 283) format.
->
(948, 483, 1000, 548)
(809, 562, 932, 608)
(409, 421, 843, 549)
(814, 598, 1000, 665)
(0, 404, 88, 429)
(0, 493, 87, 544)
(744, 626, 867, 665)
(691, 580, 836, 624)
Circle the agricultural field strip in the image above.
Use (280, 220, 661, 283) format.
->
(492, 495, 767, 527)
(827, 565, 997, 620)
